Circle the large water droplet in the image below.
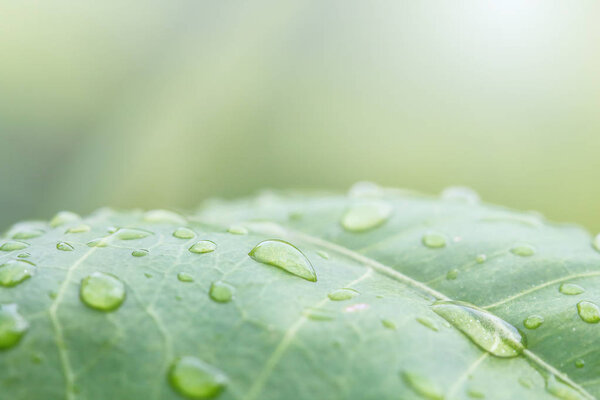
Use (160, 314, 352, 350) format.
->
(441, 186, 480, 205)
(422, 232, 447, 249)
(546, 375, 585, 400)
(0, 241, 29, 252)
(510, 244, 535, 257)
(523, 315, 544, 330)
(0, 304, 28, 350)
(189, 241, 217, 254)
(50, 211, 81, 228)
(328, 288, 359, 301)
(168, 356, 227, 399)
(248, 240, 317, 282)
(66, 224, 91, 234)
(173, 228, 196, 239)
(227, 225, 248, 235)
(432, 300, 525, 357)
(402, 371, 443, 400)
(115, 228, 152, 240)
(80, 272, 126, 312)
(132, 249, 149, 257)
(0, 260, 35, 287)
(559, 283, 584, 295)
(577, 301, 600, 324)
(144, 209, 186, 225)
(178, 272, 194, 283)
(56, 242, 74, 252)
(209, 281, 234, 303)
(341, 201, 393, 232)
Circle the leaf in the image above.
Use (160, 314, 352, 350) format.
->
(1, 185, 599, 400)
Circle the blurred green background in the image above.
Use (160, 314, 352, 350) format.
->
(1, 1, 599, 232)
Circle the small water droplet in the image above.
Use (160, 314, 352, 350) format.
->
(476, 254, 487, 263)
(432, 300, 525, 357)
(115, 228, 152, 240)
(144, 272, 153, 279)
(441, 186, 480, 205)
(50, 211, 81, 228)
(0, 304, 28, 350)
(56, 242, 74, 252)
(577, 301, 600, 323)
(168, 356, 227, 399)
(316, 250, 330, 260)
(0, 241, 29, 252)
(288, 211, 303, 221)
(559, 283, 584, 295)
(209, 281, 234, 303)
(87, 238, 109, 248)
(523, 315, 544, 330)
(48, 291, 58, 299)
(510, 244, 535, 257)
(178, 272, 194, 283)
(144, 209, 186, 225)
(17, 252, 30, 259)
(381, 319, 396, 330)
(173, 228, 196, 239)
(402, 371, 443, 400)
(446, 269, 459, 280)
(467, 389, 485, 399)
(189, 241, 217, 254)
(0, 260, 35, 287)
(422, 232, 447, 249)
(546, 374, 585, 400)
(12, 229, 44, 240)
(341, 201, 393, 232)
(518, 377, 533, 389)
(227, 225, 248, 235)
(66, 224, 91, 234)
(303, 307, 334, 321)
(328, 288, 359, 301)
(575, 359, 585, 369)
(132, 249, 149, 257)
(80, 272, 126, 312)
(416, 316, 439, 331)
(248, 239, 317, 282)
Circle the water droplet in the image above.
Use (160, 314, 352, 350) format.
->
(227, 225, 248, 235)
(341, 201, 393, 232)
(0, 304, 28, 350)
(132, 249, 149, 257)
(17, 252, 30, 258)
(593, 234, 600, 253)
(288, 211, 303, 221)
(316, 250, 330, 260)
(518, 377, 533, 389)
(422, 232, 447, 249)
(510, 244, 535, 257)
(189, 241, 217, 254)
(546, 374, 585, 400)
(416, 316, 439, 331)
(50, 211, 81, 228)
(432, 300, 525, 357)
(441, 186, 480, 205)
(523, 315, 544, 330)
(0, 260, 35, 287)
(248, 240, 317, 282)
(476, 254, 487, 263)
(178, 272, 194, 283)
(467, 389, 485, 399)
(144, 209, 186, 225)
(115, 228, 152, 240)
(381, 319, 396, 330)
(402, 371, 443, 400)
(56, 242, 74, 252)
(80, 272, 126, 312)
(168, 356, 227, 399)
(48, 291, 57, 299)
(12, 229, 44, 240)
(577, 301, 600, 323)
(303, 307, 334, 321)
(575, 359, 585, 368)
(144, 273, 153, 279)
(66, 224, 91, 234)
(209, 281, 234, 303)
(173, 227, 196, 239)
(0, 241, 29, 252)
(328, 288, 359, 301)
(559, 283, 584, 295)
(87, 238, 109, 248)
(446, 269, 459, 280)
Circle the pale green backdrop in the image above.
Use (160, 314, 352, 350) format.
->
(1, 1, 599, 231)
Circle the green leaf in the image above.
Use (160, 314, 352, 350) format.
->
(1, 186, 600, 400)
